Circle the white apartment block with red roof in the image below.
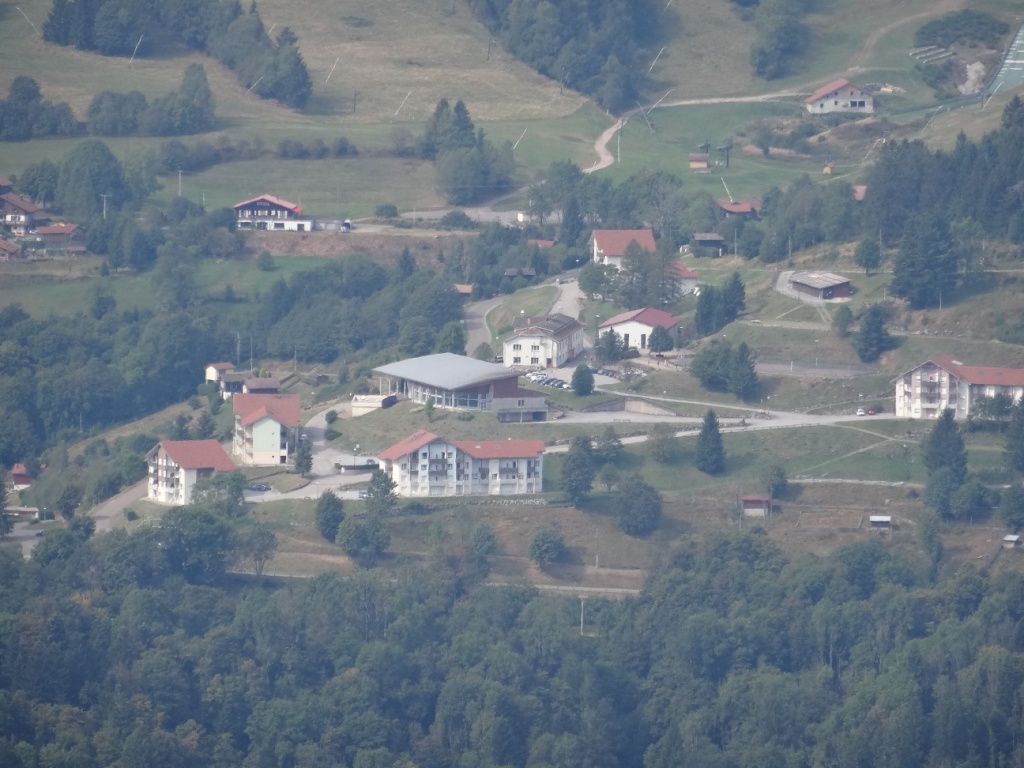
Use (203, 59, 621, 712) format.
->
(894, 355, 1024, 419)
(232, 393, 302, 465)
(146, 440, 236, 505)
(378, 430, 545, 497)
(233, 194, 313, 231)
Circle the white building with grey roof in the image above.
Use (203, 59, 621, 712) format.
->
(502, 312, 585, 369)
(373, 353, 548, 422)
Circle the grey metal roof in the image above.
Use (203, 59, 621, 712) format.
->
(374, 353, 514, 390)
(789, 271, 850, 290)
(511, 313, 584, 341)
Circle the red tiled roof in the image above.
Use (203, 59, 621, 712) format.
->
(528, 238, 555, 248)
(806, 78, 852, 104)
(688, 153, 709, 162)
(233, 393, 301, 427)
(35, 223, 78, 235)
(160, 440, 235, 471)
(1, 191, 42, 214)
(717, 197, 762, 215)
(453, 283, 474, 295)
(233, 194, 303, 214)
(600, 307, 678, 330)
(11, 463, 28, 475)
(452, 438, 545, 460)
(207, 362, 234, 371)
(0, 240, 19, 254)
(931, 354, 1024, 387)
(853, 185, 867, 202)
(0, 174, 12, 188)
(378, 430, 440, 461)
(667, 262, 699, 280)
(592, 229, 656, 256)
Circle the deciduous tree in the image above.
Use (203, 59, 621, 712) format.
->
(528, 526, 565, 570)
(613, 476, 661, 536)
(561, 435, 596, 506)
(315, 490, 345, 542)
(571, 364, 594, 396)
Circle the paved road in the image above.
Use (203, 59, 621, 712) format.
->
(990, 20, 1024, 97)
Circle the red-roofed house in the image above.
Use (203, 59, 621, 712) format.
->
(592, 229, 656, 270)
(0, 238, 20, 262)
(34, 223, 82, 247)
(377, 430, 545, 496)
(741, 494, 771, 517)
(717, 197, 762, 218)
(0, 174, 12, 193)
(600, 307, 679, 350)
(666, 262, 700, 294)
(1, 192, 42, 236)
(232, 393, 302, 465)
(805, 79, 873, 114)
(146, 439, 236, 505)
(894, 354, 1024, 419)
(9, 463, 32, 491)
(234, 194, 313, 231)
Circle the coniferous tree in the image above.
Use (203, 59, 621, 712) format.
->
(854, 237, 881, 274)
(890, 213, 958, 308)
(727, 342, 758, 401)
(852, 304, 892, 363)
(648, 325, 674, 354)
(0, 483, 10, 538)
(696, 409, 726, 475)
(721, 272, 746, 319)
(571, 364, 594, 396)
(315, 490, 345, 542)
(922, 408, 967, 486)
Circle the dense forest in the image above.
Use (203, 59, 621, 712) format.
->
(43, 0, 312, 109)
(3, 517, 1024, 768)
(467, 0, 661, 113)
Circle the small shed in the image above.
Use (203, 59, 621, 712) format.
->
(692, 233, 725, 248)
(789, 271, 851, 300)
(243, 377, 280, 395)
(688, 153, 709, 170)
(869, 515, 892, 531)
(1004, 534, 1021, 549)
(741, 494, 771, 517)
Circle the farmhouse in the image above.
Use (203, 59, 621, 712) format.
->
(894, 354, 1024, 419)
(788, 272, 851, 300)
(243, 377, 281, 395)
(805, 79, 873, 114)
(232, 393, 301, 466)
(205, 362, 235, 383)
(34, 223, 81, 247)
(9, 463, 32, 491)
(717, 197, 762, 218)
(373, 353, 547, 422)
(592, 229, 656, 270)
(600, 307, 679, 350)
(234, 194, 313, 231)
(377, 430, 545, 497)
(1, 192, 42, 236)
(503, 313, 585, 369)
(146, 439, 236, 506)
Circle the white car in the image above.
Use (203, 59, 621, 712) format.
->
(856, 408, 866, 416)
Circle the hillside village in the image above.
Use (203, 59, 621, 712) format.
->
(4, 0, 1024, 766)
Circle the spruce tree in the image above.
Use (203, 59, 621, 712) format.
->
(561, 435, 596, 506)
(696, 409, 726, 475)
(727, 342, 758, 400)
(648, 325, 674, 354)
(721, 272, 746, 320)
(852, 304, 892, 363)
(922, 408, 967, 486)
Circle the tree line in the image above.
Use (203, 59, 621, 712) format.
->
(467, 0, 662, 113)
(6, 481, 1024, 767)
(44, 0, 312, 109)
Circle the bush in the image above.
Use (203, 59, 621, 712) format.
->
(529, 527, 565, 570)
(439, 210, 477, 230)
(276, 139, 309, 159)
(333, 137, 358, 157)
(123, 508, 138, 521)
(325, 410, 338, 424)
(403, 501, 430, 516)
(375, 204, 399, 219)
(915, 10, 1009, 48)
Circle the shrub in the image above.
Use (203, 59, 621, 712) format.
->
(439, 210, 477, 230)
(375, 204, 399, 218)
(325, 410, 338, 424)
(123, 508, 138, 521)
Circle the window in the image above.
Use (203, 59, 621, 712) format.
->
(531, 345, 540, 351)
(531, 358, 539, 365)
(517, 400, 524, 406)
(422, 452, 427, 458)
(513, 357, 521, 364)
(513, 343, 521, 351)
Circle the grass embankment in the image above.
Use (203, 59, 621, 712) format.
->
(486, 285, 560, 340)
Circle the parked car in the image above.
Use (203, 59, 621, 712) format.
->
(856, 408, 866, 416)
(867, 409, 876, 415)
(249, 483, 271, 492)
(358, 490, 371, 499)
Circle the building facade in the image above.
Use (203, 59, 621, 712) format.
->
(232, 393, 301, 465)
(146, 440, 236, 505)
(599, 307, 679, 350)
(592, 229, 656, 270)
(1, 192, 42, 236)
(378, 430, 545, 497)
(503, 313, 585, 368)
(805, 79, 873, 114)
(374, 353, 547, 422)
(894, 355, 1024, 419)
(233, 194, 313, 231)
